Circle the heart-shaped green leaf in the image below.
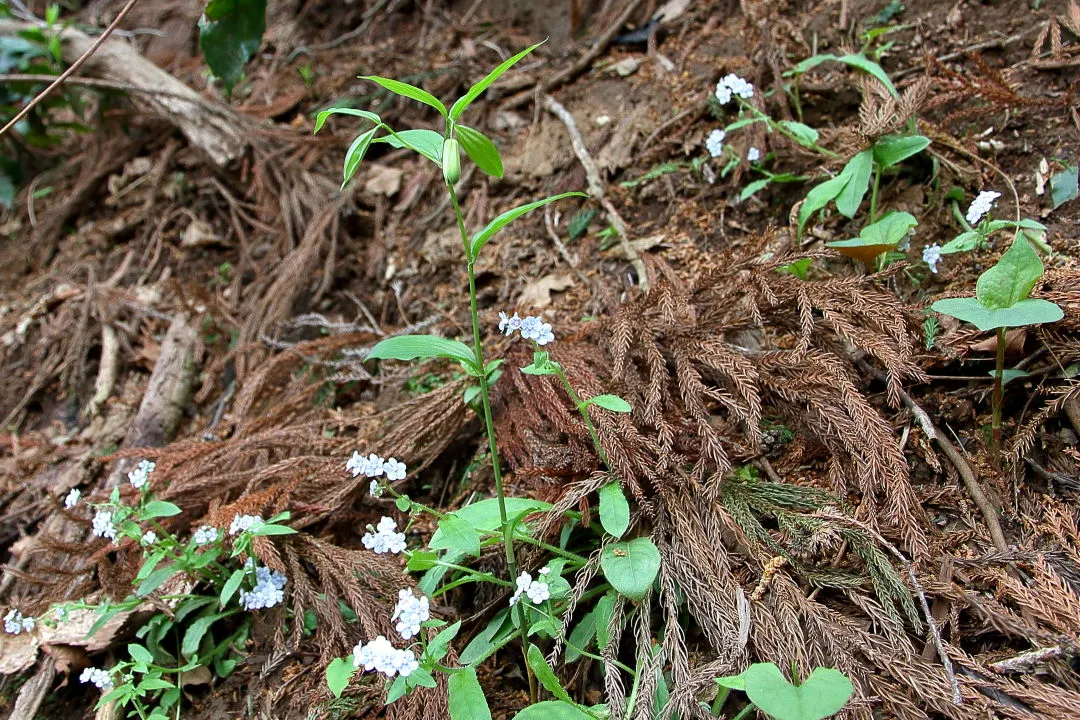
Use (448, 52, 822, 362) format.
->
(975, 236, 1044, 309)
(931, 297, 1063, 331)
(744, 663, 853, 720)
(601, 537, 661, 601)
(325, 657, 356, 698)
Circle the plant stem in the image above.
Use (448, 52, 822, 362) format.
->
(869, 164, 881, 223)
(731, 703, 757, 720)
(447, 182, 537, 704)
(991, 326, 1006, 464)
(552, 363, 609, 465)
(711, 687, 730, 716)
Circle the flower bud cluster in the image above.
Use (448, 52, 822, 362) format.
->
(391, 588, 430, 639)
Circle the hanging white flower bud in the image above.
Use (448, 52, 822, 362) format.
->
(442, 137, 461, 186)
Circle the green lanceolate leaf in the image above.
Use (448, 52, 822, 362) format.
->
(931, 297, 1063, 332)
(426, 620, 461, 662)
(595, 592, 616, 650)
(789, 53, 898, 98)
(994, 368, 1030, 386)
(199, 0, 267, 94)
(511, 701, 594, 720)
(372, 128, 445, 165)
(565, 607, 598, 663)
(797, 172, 849, 237)
(220, 568, 245, 607)
(873, 134, 930, 168)
(469, 192, 588, 261)
(428, 513, 481, 557)
(836, 149, 873, 218)
(313, 107, 381, 134)
(939, 230, 983, 255)
(975, 236, 1046, 310)
(326, 656, 356, 698)
(142, 501, 182, 519)
(450, 41, 545, 120)
(342, 127, 379, 189)
(128, 643, 153, 665)
(743, 663, 854, 720)
(598, 481, 630, 538)
(359, 75, 447, 117)
(456, 125, 503, 178)
(778, 120, 819, 149)
(181, 612, 227, 659)
(459, 609, 513, 665)
(367, 335, 480, 374)
(601, 537, 661, 602)
(448, 667, 493, 720)
(527, 644, 573, 703)
(584, 394, 632, 413)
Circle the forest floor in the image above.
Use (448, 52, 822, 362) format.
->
(1, 0, 1080, 718)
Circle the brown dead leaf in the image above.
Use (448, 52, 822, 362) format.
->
(363, 164, 403, 198)
(0, 631, 38, 674)
(181, 664, 213, 686)
(41, 643, 87, 675)
(518, 273, 574, 309)
(970, 328, 1027, 354)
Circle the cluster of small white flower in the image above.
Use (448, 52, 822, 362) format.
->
(353, 635, 419, 678)
(239, 563, 287, 611)
(63, 488, 80, 508)
(923, 244, 942, 274)
(714, 73, 754, 105)
(499, 312, 555, 346)
(140, 530, 157, 546)
(229, 514, 263, 535)
(966, 190, 1001, 226)
(361, 516, 407, 555)
(3, 609, 34, 635)
(509, 568, 551, 607)
(79, 667, 113, 690)
(391, 588, 430, 640)
(193, 525, 218, 545)
(92, 509, 116, 541)
(346, 452, 407, 497)
(705, 129, 726, 158)
(127, 459, 156, 490)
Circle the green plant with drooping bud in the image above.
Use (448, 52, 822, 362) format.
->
(931, 236, 1063, 461)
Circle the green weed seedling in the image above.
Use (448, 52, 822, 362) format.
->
(712, 662, 854, 720)
(931, 235, 1063, 458)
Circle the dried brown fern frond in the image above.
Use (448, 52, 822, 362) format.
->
(856, 75, 932, 141)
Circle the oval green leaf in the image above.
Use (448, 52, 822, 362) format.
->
(360, 75, 447, 117)
(450, 41, 545, 120)
(586, 394, 632, 413)
(220, 567, 245, 607)
(598, 481, 630, 538)
(457, 125, 503, 178)
(142, 501, 182, 519)
(939, 230, 982, 255)
(828, 211, 916, 249)
(326, 656, 356, 698)
(199, 0, 266, 95)
(873, 134, 930, 168)
(778, 120, 819, 148)
(975, 236, 1044, 310)
(797, 172, 849, 237)
(600, 537, 661, 602)
(835, 150, 873, 218)
(448, 667, 492, 720)
(931, 297, 1063, 331)
(469, 192, 588, 261)
(429, 513, 481, 557)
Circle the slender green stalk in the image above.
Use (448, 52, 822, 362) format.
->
(991, 326, 1006, 464)
(447, 183, 537, 704)
(731, 703, 757, 720)
(623, 655, 643, 720)
(869, 164, 881, 223)
(711, 687, 731, 716)
(552, 364, 609, 465)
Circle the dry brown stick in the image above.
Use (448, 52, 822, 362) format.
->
(0, 73, 209, 102)
(499, 0, 645, 111)
(541, 93, 648, 292)
(0, 0, 141, 138)
(989, 643, 1078, 674)
(10, 657, 56, 720)
(543, 207, 592, 288)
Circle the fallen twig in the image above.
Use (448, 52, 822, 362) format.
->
(541, 93, 648, 292)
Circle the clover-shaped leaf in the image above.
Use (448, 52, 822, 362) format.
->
(975, 236, 1043, 310)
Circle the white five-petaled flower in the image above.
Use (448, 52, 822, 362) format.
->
(92, 510, 116, 541)
(714, 73, 754, 105)
(229, 514, 263, 535)
(352, 635, 419, 678)
(63, 488, 80, 508)
(362, 516, 407, 554)
(705, 129, 726, 158)
(510, 569, 552, 606)
(922, 244, 942, 274)
(127, 459, 156, 490)
(966, 190, 1001, 226)
(193, 525, 218, 545)
(391, 588, 431, 640)
(747, 146, 761, 163)
(239, 563, 287, 610)
(79, 667, 113, 691)
(4, 609, 34, 635)
(382, 458, 406, 482)
(140, 530, 157, 546)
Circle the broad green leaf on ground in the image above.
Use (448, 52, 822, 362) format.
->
(450, 41, 545, 120)
(199, 0, 267, 94)
(456, 125, 503, 178)
(448, 667, 492, 720)
(601, 537, 661, 601)
(1050, 165, 1078, 209)
(744, 663, 853, 720)
(371, 128, 444, 165)
(511, 701, 595, 720)
(975, 237, 1044, 309)
(428, 513, 481, 556)
(527, 644, 573, 703)
(828, 211, 916, 249)
(429, 497, 552, 548)
(931, 297, 1063, 332)
(142, 501, 182, 519)
(873, 134, 930, 168)
(367, 335, 479, 374)
(789, 53, 899, 98)
(835, 150, 873, 218)
(598, 481, 630, 538)
(469, 192, 587, 261)
(326, 657, 356, 698)
(359, 75, 447, 117)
